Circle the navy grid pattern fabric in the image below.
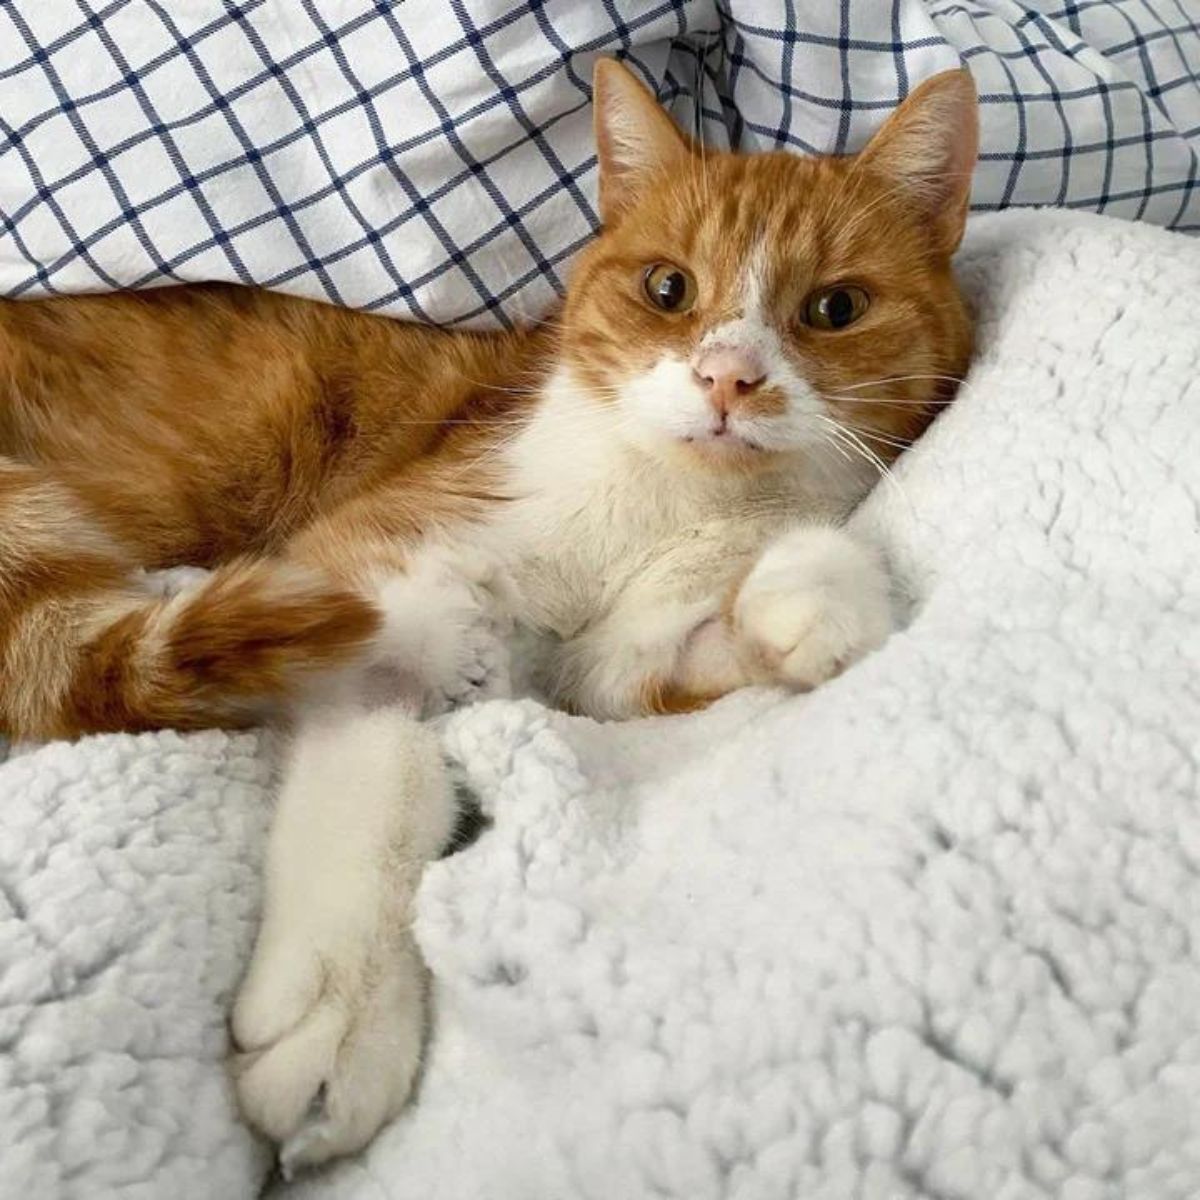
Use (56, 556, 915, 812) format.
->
(1, 0, 1197, 328)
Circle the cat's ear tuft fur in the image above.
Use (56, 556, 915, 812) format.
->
(593, 57, 691, 224)
(856, 68, 979, 255)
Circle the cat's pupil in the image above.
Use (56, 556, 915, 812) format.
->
(825, 290, 854, 328)
(657, 271, 686, 309)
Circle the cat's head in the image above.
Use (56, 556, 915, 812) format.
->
(559, 58, 978, 474)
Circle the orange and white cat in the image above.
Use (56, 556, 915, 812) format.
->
(0, 60, 977, 1167)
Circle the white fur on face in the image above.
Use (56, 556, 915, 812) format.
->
(619, 353, 717, 452)
(614, 247, 827, 458)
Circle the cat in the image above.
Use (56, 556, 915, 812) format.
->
(0, 58, 977, 1168)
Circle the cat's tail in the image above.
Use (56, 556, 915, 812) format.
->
(1, 463, 380, 740)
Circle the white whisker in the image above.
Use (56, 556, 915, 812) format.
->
(815, 413, 914, 521)
(829, 373, 968, 393)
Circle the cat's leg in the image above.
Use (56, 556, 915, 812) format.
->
(0, 457, 377, 739)
(353, 542, 512, 712)
(279, 476, 515, 711)
(232, 539, 507, 1171)
(232, 700, 455, 1174)
(550, 520, 766, 718)
(730, 523, 893, 689)
(554, 522, 892, 718)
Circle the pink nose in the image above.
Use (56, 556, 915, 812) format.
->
(691, 347, 767, 421)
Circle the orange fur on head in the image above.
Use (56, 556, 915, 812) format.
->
(562, 61, 977, 471)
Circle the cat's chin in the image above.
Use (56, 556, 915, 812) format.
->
(642, 431, 784, 474)
(685, 434, 766, 461)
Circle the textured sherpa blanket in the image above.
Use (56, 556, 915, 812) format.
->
(3, 206, 1200, 1200)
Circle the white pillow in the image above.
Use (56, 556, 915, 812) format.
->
(0, 1, 1194, 327)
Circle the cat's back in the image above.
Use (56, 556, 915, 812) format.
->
(0, 284, 542, 455)
(0, 283, 549, 560)
(3, 285, 311, 447)
(1, 283, 411, 437)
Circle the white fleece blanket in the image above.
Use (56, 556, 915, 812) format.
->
(2, 207, 1199, 1200)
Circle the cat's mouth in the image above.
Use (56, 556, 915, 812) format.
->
(680, 427, 769, 461)
(684, 431, 761, 449)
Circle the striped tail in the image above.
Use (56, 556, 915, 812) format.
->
(1, 462, 379, 740)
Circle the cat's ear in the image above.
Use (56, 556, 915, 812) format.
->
(593, 58, 691, 224)
(856, 69, 979, 255)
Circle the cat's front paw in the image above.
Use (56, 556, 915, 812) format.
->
(231, 926, 424, 1175)
(733, 526, 892, 689)
(370, 547, 512, 714)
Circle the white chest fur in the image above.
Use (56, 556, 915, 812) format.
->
(484, 370, 870, 638)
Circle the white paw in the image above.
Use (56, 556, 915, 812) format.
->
(733, 526, 892, 689)
(370, 547, 513, 714)
(232, 930, 425, 1175)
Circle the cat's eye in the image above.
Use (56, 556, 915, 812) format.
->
(803, 285, 870, 331)
(643, 263, 697, 313)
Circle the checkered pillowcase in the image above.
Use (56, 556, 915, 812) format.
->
(1, 0, 1197, 328)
